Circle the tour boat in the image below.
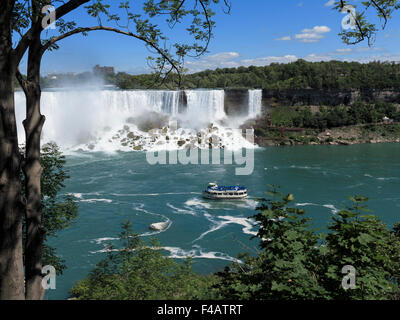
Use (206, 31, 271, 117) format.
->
(202, 183, 248, 200)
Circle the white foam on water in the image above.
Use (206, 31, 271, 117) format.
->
(163, 245, 241, 263)
(92, 204, 172, 244)
(193, 213, 258, 242)
(296, 202, 339, 214)
(166, 203, 197, 216)
(79, 198, 113, 203)
(295, 203, 317, 207)
(111, 192, 194, 197)
(90, 244, 241, 263)
(184, 198, 212, 210)
(67, 192, 102, 198)
(322, 204, 339, 214)
(92, 237, 119, 245)
(234, 198, 259, 209)
(69, 193, 83, 199)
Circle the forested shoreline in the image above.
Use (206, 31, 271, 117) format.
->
(112, 60, 400, 90)
(39, 60, 400, 90)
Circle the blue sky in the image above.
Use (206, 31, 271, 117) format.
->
(29, 0, 400, 75)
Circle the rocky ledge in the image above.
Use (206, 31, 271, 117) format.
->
(255, 123, 400, 147)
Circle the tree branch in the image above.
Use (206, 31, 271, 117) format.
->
(41, 25, 182, 84)
(13, 0, 90, 64)
(16, 68, 28, 94)
(370, 0, 389, 28)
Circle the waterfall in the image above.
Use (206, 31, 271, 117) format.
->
(14, 89, 255, 152)
(248, 89, 262, 118)
(185, 89, 226, 123)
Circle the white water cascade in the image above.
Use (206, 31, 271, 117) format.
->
(248, 89, 262, 118)
(14, 89, 261, 152)
(185, 89, 226, 125)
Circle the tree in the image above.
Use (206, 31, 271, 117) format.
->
(1, 0, 230, 300)
(215, 188, 400, 300)
(334, 1, 400, 45)
(36, 143, 78, 275)
(322, 196, 400, 300)
(215, 187, 327, 300)
(68, 189, 400, 300)
(20, 142, 78, 299)
(69, 221, 218, 300)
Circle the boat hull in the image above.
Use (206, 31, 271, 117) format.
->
(202, 191, 248, 200)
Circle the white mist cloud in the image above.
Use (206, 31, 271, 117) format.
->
(241, 55, 298, 66)
(185, 52, 241, 72)
(276, 36, 292, 41)
(325, 0, 335, 7)
(184, 47, 392, 72)
(185, 52, 300, 72)
(294, 25, 331, 43)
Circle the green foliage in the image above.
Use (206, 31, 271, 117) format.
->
(268, 101, 400, 130)
(13, 0, 230, 88)
(323, 196, 400, 299)
(215, 187, 327, 300)
(99, 60, 400, 90)
(333, 1, 400, 45)
(69, 188, 400, 300)
(20, 143, 77, 274)
(70, 221, 218, 300)
(35, 143, 78, 274)
(215, 188, 400, 300)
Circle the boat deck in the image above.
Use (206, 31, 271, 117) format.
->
(203, 184, 248, 200)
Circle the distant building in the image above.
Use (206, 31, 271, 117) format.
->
(93, 65, 115, 76)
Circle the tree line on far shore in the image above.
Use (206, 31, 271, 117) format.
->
(267, 100, 400, 130)
(103, 60, 400, 90)
(38, 60, 400, 91)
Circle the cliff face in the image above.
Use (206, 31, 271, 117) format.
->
(178, 90, 188, 114)
(261, 89, 400, 108)
(224, 89, 249, 116)
(175, 88, 400, 118)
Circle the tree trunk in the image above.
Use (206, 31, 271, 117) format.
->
(0, 0, 26, 300)
(23, 37, 46, 300)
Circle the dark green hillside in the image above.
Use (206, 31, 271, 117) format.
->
(110, 60, 400, 90)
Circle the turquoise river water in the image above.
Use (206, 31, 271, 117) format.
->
(46, 143, 400, 299)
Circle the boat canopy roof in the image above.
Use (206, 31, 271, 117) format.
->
(207, 185, 247, 191)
